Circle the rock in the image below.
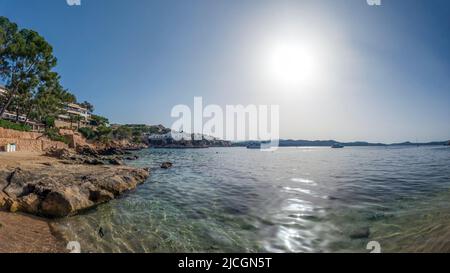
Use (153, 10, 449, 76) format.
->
(98, 147, 125, 156)
(0, 192, 8, 208)
(18, 193, 41, 214)
(160, 162, 173, 169)
(109, 158, 124, 166)
(88, 188, 114, 203)
(83, 158, 105, 165)
(45, 148, 73, 160)
(349, 227, 371, 239)
(40, 190, 74, 218)
(125, 155, 139, 160)
(0, 162, 150, 218)
(8, 200, 20, 213)
(76, 145, 99, 158)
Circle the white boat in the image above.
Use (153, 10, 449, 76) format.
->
(331, 143, 344, 149)
(246, 143, 261, 149)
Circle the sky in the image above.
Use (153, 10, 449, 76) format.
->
(0, 0, 449, 143)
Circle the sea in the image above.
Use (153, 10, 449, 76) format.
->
(54, 146, 450, 253)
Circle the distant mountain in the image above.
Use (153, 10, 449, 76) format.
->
(233, 139, 449, 147)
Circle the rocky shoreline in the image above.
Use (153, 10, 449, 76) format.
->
(0, 147, 149, 218)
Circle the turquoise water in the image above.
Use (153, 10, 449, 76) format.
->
(55, 146, 450, 253)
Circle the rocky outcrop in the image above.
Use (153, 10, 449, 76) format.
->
(0, 158, 149, 218)
(46, 147, 138, 165)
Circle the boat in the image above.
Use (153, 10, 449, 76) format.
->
(246, 143, 261, 149)
(331, 143, 344, 149)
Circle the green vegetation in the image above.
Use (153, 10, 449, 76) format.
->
(78, 124, 144, 144)
(123, 124, 170, 135)
(1, 16, 150, 147)
(0, 16, 95, 133)
(78, 127, 97, 140)
(77, 125, 113, 142)
(90, 114, 109, 127)
(112, 125, 132, 140)
(0, 118, 31, 132)
(45, 128, 69, 144)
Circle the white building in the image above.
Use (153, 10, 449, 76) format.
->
(55, 103, 92, 129)
(0, 85, 45, 131)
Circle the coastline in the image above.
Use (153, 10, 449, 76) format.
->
(0, 150, 149, 252)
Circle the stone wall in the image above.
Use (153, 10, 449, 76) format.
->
(0, 127, 68, 152)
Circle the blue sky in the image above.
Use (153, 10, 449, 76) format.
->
(1, 0, 449, 142)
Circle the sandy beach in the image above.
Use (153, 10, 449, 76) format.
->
(0, 211, 67, 253)
(0, 151, 55, 167)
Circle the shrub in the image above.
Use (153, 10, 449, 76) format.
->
(45, 128, 69, 144)
(0, 119, 32, 132)
(112, 126, 132, 140)
(97, 125, 112, 138)
(90, 115, 109, 127)
(78, 127, 97, 140)
(43, 116, 56, 128)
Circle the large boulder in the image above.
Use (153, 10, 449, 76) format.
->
(0, 163, 149, 218)
(76, 145, 99, 158)
(45, 148, 74, 160)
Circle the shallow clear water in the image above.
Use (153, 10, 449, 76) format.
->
(54, 146, 450, 253)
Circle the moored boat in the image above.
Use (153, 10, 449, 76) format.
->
(331, 143, 344, 149)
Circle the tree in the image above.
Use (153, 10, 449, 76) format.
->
(68, 114, 81, 129)
(23, 72, 76, 127)
(0, 17, 18, 75)
(80, 101, 94, 113)
(0, 17, 57, 118)
(96, 125, 113, 143)
(90, 114, 109, 127)
(112, 125, 132, 140)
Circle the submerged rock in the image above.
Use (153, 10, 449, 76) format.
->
(349, 227, 371, 239)
(160, 162, 173, 169)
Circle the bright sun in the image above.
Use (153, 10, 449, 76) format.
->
(266, 40, 320, 88)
